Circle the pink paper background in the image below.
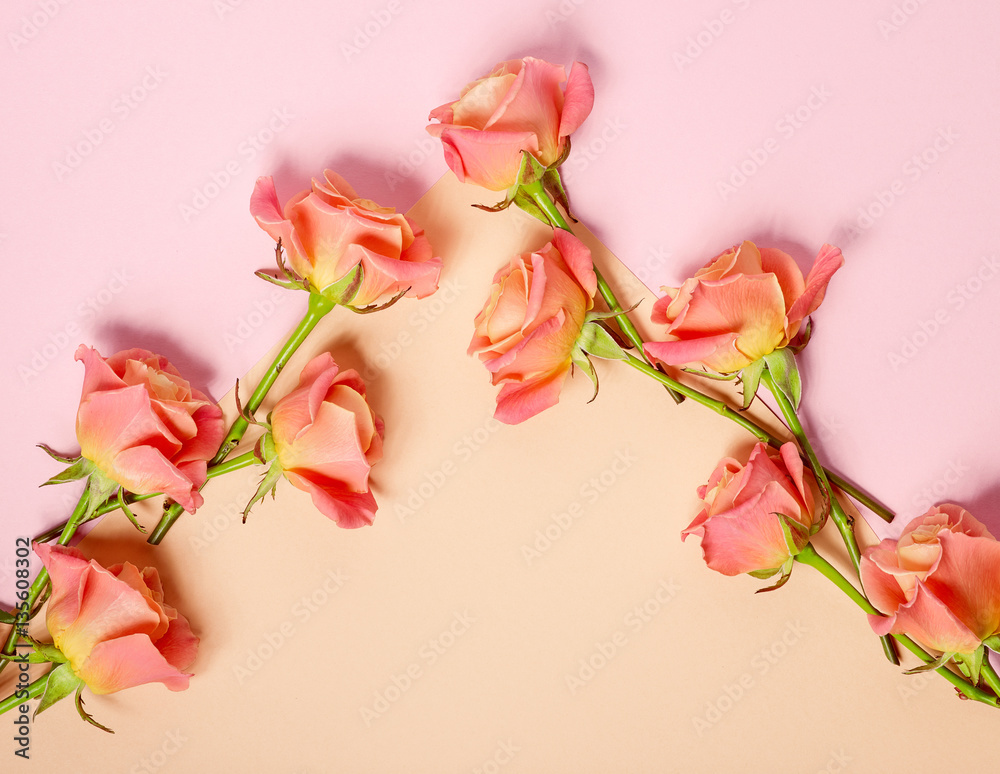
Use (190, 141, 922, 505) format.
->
(2, 0, 1000, 766)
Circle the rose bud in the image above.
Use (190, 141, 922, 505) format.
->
(644, 241, 843, 374)
(469, 230, 597, 424)
(250, 170, 441, 307)
(427, 57, 594, 191)
(683, 442, 820, 583)
(861, 504, 1000, 655)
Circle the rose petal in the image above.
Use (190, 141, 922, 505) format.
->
(493, 364, 571, 424)
(78, 633, 193, 695)
(559, 62, 595, 138)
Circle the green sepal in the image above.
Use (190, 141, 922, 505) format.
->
(25, 637, 67, 664)
(34, 663, 83, 717)
(37, 444, 79, 464)
(542, 165, 574, 222)
(585, 304, 641, 324)
(472, 198, 515, 214)
(577, 321, 629, 361)
(75, 685, 113, 733)
(740, 359, 765, 410)
(85, 470, 120, 522)
(241, 461, 285, 523)
(319, 264, 363, 307)
(0, 607, 17, 625)
(788, 318, 813, 354)
(233, 378, 252, 425)
(683, 367, 737, 382)
(755, 557, 794, 593)
(346, 285, 411, 315)
(763, 348, 802, 411)
(954, 648, 985, 685)
(40, 456, 94, 487)
(255, 238, 309, 292)
(517, 149, 546, 186)
(747, 567, 780, 580)
(253, 432, 277, 466)
(117, 488, 146, 534)
(776, 512, 810, 556)
(904, 651, 955, 675)
(476, 151, 543, 217)
(549, 135, 572, 170)
(254, 270, 306, 291)
(570, 346, 600, 404)
(510, 188, 547, 223)
(983, 634, 1000, 652)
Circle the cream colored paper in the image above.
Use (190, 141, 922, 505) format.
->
(8, 174, 998, 772)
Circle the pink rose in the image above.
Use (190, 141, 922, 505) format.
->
(427, 57, 595, 191)
(34, 542, 198, 695)
(861, 505, 1000, 655)
(469, 230, 597, 424)
(270, 353, 384, 528)
(682, 442, 819, 577)
(643, 240, 844, 373)
(74, 345, 224, 513)
(250, 170, 441, 306)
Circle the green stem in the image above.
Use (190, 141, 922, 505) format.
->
(760, 370, 862, 574)
(761, 370, 898, 662)
(146, 452, 260, 545)
(796, 544, 998, 706)
(623, 353, 771, 441)
(1, 490, 91, 668)
(34, 451, 262, 546)
(825, 472, 894, 523)
(148, 292, 334, 544)
(0, 673, 48, 715)
(520, 182, 896, 524)
(211, 291, 336, 466)
(981, 656, 1000, 699)
(521, 181, 683, 404)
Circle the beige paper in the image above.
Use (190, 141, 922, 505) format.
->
(7, 174, 998, 772)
